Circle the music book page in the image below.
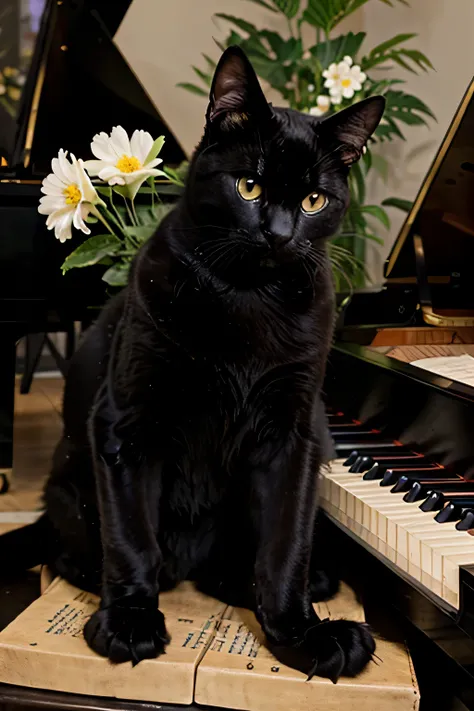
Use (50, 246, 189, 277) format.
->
(411, 353, 474, 387)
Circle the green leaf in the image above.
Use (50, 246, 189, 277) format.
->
(163, 166, 185, 185)
(260, 32, 302, 62)
(303, 0, 332, 32)
(371, 153, 389, 181)
(102, 263, 130, 287)
(272, 0, 300, 18)
(349, 162, 366, 204)
(310, 32, 366, 65)
(400, 48, 434, 70)
(96, 186, 112, 198)
(242, 0, 278, 11)
(61, 234, 121, 274)
(176, 82, 208, 97)
(192, 65, 212, 86)
(124, 225, 157, 242)
(385, 89, 436, 121)
(368, 33, 417, 58)
(201, 53, 217, 71)
(359, 204, 391, 229)
(145, 135, 165, 164)
(382, 196, 413, 212)
(215, 13, 259, 35)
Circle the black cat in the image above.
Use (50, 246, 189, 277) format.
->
(0, 47, 384, 682)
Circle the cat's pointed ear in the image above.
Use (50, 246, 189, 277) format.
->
(319, 96, 385, 166)
(206, 45, 272, 130)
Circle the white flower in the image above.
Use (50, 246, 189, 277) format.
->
(38, 149, 104, 243)
(83, 126, 166, 200)
(322, 60, 351, 91)
(322, 60, 367, 101)
(339, 64, 367, 99)
(307, 83, 315, 93)
(309, 95, 331, 117)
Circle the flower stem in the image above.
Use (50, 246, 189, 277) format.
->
(131, 199, 140, 226)
(122, 195, 137, 226)
(109, 190, 126, 230)
(90, 205, 118, 238)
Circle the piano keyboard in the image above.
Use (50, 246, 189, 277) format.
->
(320, 413, 474, 610)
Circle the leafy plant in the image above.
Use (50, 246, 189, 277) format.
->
(179, 0, 433, 288)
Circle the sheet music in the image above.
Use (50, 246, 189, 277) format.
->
(411, 353, 474, 387)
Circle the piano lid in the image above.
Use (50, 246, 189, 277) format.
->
(385, 78, 474, 282)
(0, 0, 186, 177)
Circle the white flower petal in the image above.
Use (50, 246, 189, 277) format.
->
(57, 149, 76, 184)
(73, 203, 92, 234)
(90, 132, 117, 162)
(55, 211, 75, 242)
(343, 55, 353, 66)
(342, 86, 355, 99)
(74, 157, 102, 204)
(309, 106, 324, 116)
(146, 157, 163, 169)
(131, 129, 153, 163)
(39, 195, 65, 213)
(110, 126, 131, 157)
(83, 159, 106, 176)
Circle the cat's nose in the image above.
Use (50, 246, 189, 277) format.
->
(262, 228, 292, 250)
(262, 206, 293, 250)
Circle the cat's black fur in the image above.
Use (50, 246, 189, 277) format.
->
(0, 47, 384, 681)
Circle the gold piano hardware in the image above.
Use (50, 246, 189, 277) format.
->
(1, 157, 7, 167)
(413, 234, 474, 327)
(321, 459, 474, 609)
(23, 62, 47, 169)
(0, 179, 42, 184)
(60, 45, 68, 52)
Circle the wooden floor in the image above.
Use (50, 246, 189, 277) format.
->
(0, 377, 64, 534)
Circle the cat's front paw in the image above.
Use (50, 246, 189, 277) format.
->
(268, 619, 375, 683)
(84, 603, 170, 664)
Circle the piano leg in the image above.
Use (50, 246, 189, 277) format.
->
(0, 333, 17, 494)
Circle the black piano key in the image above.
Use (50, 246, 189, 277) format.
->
(343, 446, 411, 465)
(402, 478, 462, 502)
(392, 474, 461, 495)
(349, 456, 374, 473)
(419, 491, 446, 512)
(380, 469, 404, 487)
(456, 510, 474, 531)
(363, 463, 386, 480)
(343, 451, 359, 466)
(435, 503, 467, 523)
(433, 495, 474, 523)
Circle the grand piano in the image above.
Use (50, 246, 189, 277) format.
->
(321, 77, 474, 709)
(0, 0, 186, 492)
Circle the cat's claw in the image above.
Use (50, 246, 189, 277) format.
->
(84, 604, 170, 664)
(268, 619, 375, 683)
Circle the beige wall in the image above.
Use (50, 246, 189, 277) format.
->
(116, 0, 474, 281)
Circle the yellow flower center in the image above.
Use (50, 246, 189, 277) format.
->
(63, 183, 81, 205)
(116, 155, 142, 173)
(333, 73, 340, 81)
(341, 78, 352, 88)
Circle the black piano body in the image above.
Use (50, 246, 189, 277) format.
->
(323, 77, 474, 709)
(0, 0, 187, 484)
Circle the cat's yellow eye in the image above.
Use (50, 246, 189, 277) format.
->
(301, 192, 328, 214)
(237, 177, 262, 201)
